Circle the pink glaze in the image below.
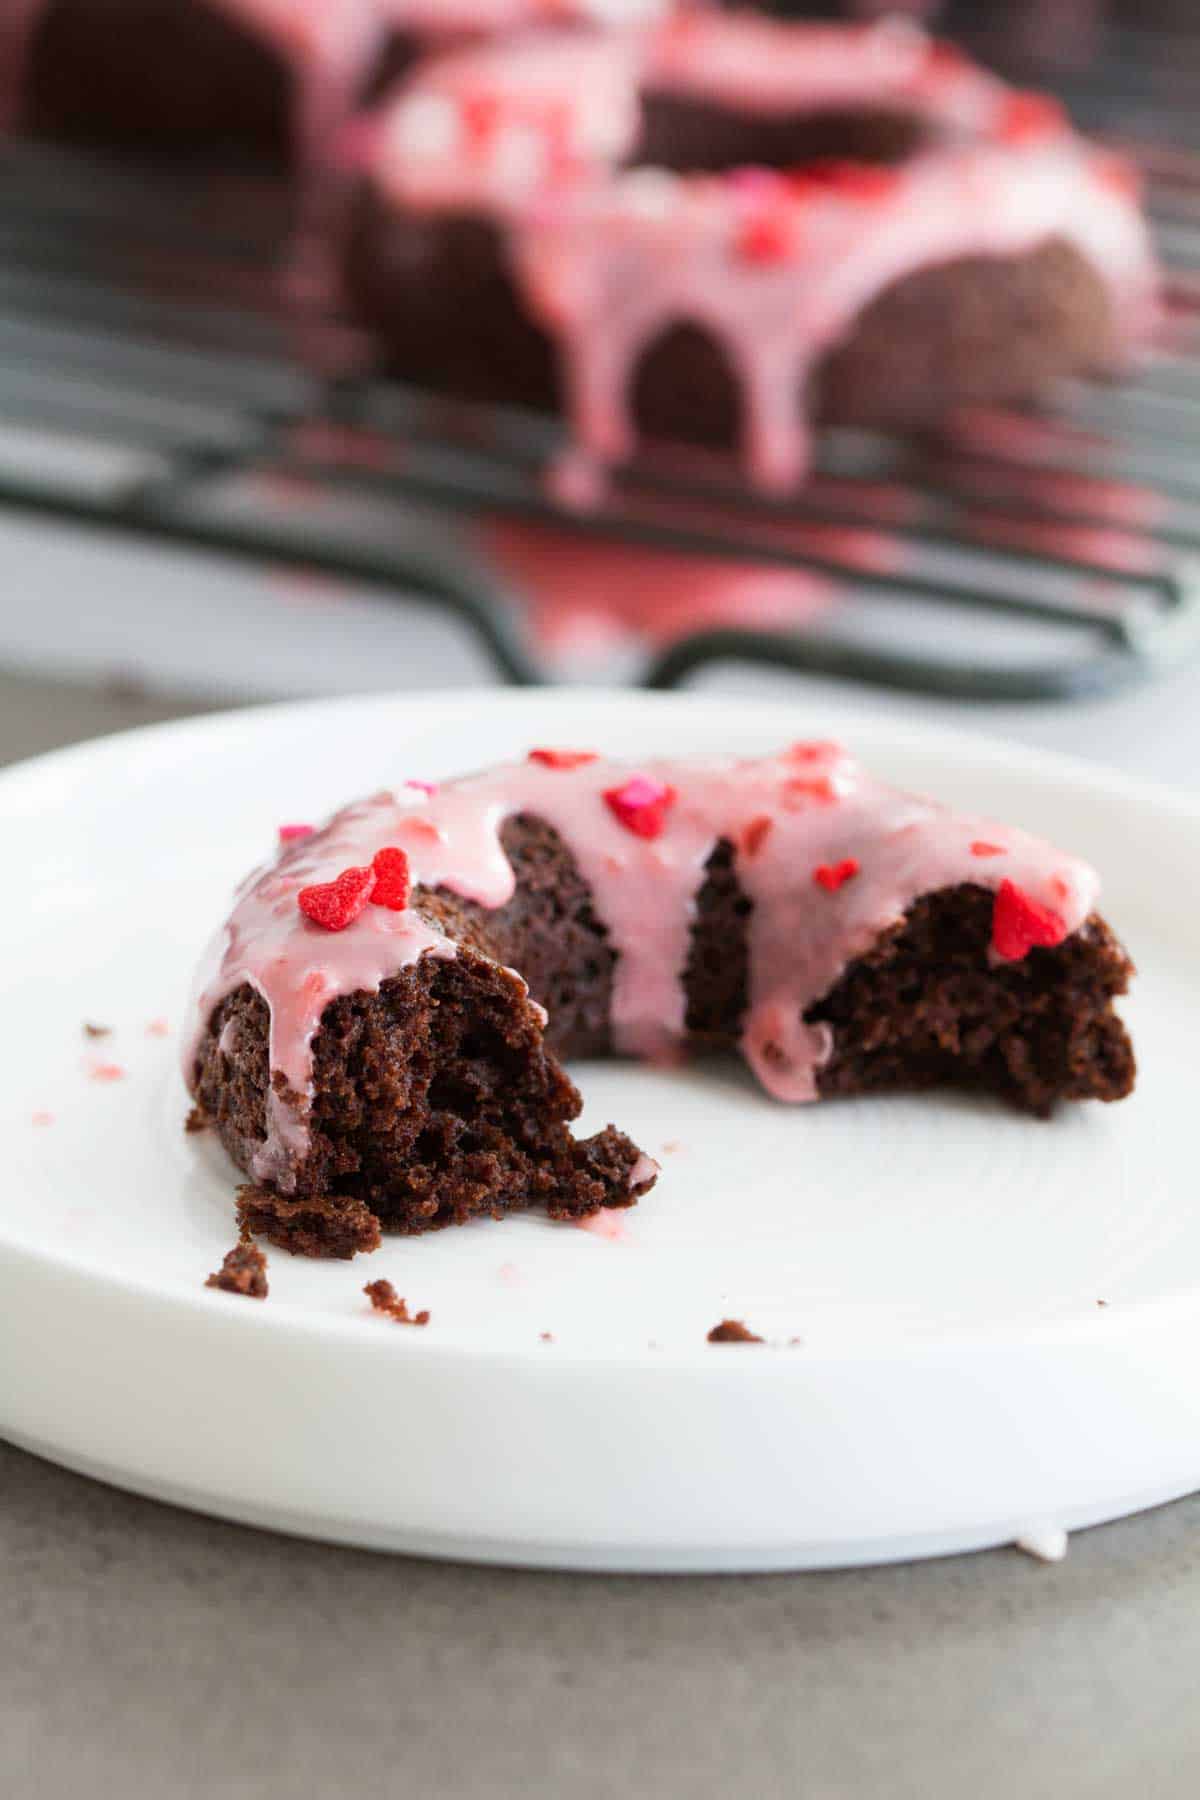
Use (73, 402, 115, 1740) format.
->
(87, 1061, 126, 1083)
(184, 746, 1100, 1188)
(628, 1150, 660, 1190)
(576, 1206, 632, 1240)
(368, 17, 1158, 493)
(382, 0, 677, 28)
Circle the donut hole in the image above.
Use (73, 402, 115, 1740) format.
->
(630, 95, 930, 175)
(24, 0, 292, 163)
(631, 323, 742, 452)
(343, 194, 561, 408)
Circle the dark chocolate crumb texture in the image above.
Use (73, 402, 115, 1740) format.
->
(205, 1238, 269, 1298)
(708, 1319, 765, 1344)
(186, 744, 1134, 1251)
(364, 1279, 430, 1325)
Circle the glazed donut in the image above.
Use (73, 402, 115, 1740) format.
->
(343, 14, 1157, 491)
(185, 744, 1135, 1248)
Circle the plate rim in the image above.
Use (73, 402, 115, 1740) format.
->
(3, 680, 1200, 836)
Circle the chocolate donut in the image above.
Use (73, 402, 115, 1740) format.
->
(186, 744, 1134, 1249)
(343, 15, 1157, 491)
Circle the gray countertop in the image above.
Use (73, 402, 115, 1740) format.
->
(7, 1432, 1200, 1799)
(3, 638, 1199, 1799)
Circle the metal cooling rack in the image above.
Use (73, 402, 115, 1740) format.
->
(1, 11, 1199, 701)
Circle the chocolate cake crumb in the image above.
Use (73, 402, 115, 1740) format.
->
(192, 864, 652, 1245)
(83, 1021, 111, 1039)
(364, 1279, 430, 1325)
(184, 1105, 209, 1135)
(539, 1331, 555, 1343)
(205, 1240, 268, 1299)
(237, 1187, 381, 1260)
(688, 862, 1134, 1116)
(707, 1319, 765, 1344)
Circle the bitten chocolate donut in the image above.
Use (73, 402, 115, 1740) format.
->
(342, 14, 1157, 491)
(186, 744, 1135, 1252)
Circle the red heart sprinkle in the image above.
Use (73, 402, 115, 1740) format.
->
(787, 739, 840, 763)
(923, 39, 972, 79)
(528, 748, 599, 770)
(991, 879, 1068, 960)
(370, 846, 412, 912)
(783, 775, 837, 809)
(803, 161, 898, 202)
(278, 823, 314, 842)
(742, 816, 773, 858)
(462, 91, 502, 149)
(603, 776, 677, 840)
(971, 840, 1006, 858)
(998, 91, 1067, 146)
(298, 865, 375, 931)
(1094, 152, 1140, 201)
(813, 858, 859, 893)
(736, 212, 795, 266)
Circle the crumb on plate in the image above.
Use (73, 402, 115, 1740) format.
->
(707, 1319, 764, 1344)
(205, 1240, 268, 1299)
(364, 1279, 430, 1325)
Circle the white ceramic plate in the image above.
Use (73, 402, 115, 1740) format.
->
(1, 688, 1197, 1571)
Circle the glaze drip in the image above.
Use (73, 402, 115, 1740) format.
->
(184, 746, 1100, 1186)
